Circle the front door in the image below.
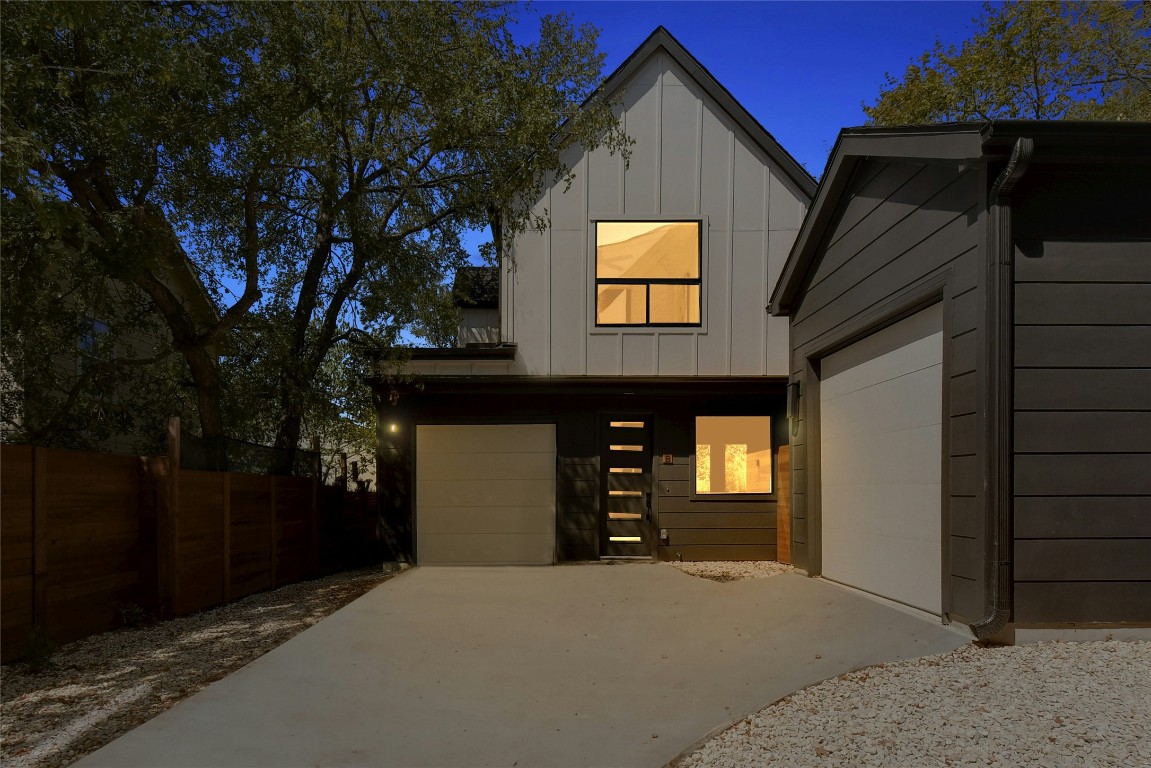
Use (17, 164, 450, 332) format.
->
(600, 414, 653, 557)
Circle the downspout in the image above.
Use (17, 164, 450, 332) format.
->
(971, 137, 1033, 641)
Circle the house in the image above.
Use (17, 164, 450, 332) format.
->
(373, 27, 816, 566)
(770, 121, 1151, 640)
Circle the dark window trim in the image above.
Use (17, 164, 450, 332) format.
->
(594, 220, 703, 328)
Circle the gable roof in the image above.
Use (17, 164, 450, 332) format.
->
(769, 120, 1151, 316)
(593, 27, 817, 202)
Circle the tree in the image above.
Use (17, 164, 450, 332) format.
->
(864, 1, 1151, 125)
(2, 2, 626, 466)
(3, 2, 260, 453)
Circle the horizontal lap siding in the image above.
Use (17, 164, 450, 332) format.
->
(788, 159, 986, 620)
(655, 452, 779, 562)
(1013, 223, 1151, 621)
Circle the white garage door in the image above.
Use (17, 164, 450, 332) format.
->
(819, 303, 943, 614)
(416, 424, 555, 565)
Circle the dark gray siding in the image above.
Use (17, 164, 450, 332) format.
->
(787, 158, 987, 621)
(654, 408, 787, 561)
(381, 383, 785, 563)
(1011, 167, 1151, 623)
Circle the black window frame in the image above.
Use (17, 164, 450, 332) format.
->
(593, 220, 703, 328)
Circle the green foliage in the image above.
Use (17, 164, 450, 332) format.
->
(2, 2, 625, 459)
(865, 1, 1151, 124)
(23, 625, 55, 673)
(118, 603, 152, 628)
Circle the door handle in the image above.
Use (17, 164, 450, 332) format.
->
(645, 492, 652, 521)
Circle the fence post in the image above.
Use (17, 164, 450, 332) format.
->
(162, 416, 182, 617)
(269, 476, 278, 588)
(222, 472, 232, 603)
(310, 437, 321, 577)
(32, 447, 48, 631)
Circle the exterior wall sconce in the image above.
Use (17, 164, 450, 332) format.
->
(787, 381, 801, 436)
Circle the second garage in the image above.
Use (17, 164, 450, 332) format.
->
(818, 303, 944, 614)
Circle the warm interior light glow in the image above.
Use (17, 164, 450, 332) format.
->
(608, 490, 643, 497)
(609, 421, 645, 428)
(695, 416, 772, 494)
(609, 536, 642, 542)
(609, 444, 644, 452)
(608, 512, 643, 520)
(696, 444, 711, 493)
(609, 467, 642, 474)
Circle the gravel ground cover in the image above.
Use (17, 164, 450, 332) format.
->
(1, 567, 397, 768)
(679, 639, 1151, 768)
(664, 560, 794, 582)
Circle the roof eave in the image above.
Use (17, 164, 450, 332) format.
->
(593, 27, 817, 201)
(769, 126, 987, 316)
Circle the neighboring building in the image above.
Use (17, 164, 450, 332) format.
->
(374, 27, 815, 565)
(770, 121, 1151, 639)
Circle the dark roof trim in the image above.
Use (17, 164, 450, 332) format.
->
(406, 345, 517, 361)
(770, 120, 1151, 316)
(595, 27, 816, 201)
(377, 374, 788, 398)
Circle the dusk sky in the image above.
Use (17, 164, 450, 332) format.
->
(534, 1, 989, 177)
(456, 1, 991, 260)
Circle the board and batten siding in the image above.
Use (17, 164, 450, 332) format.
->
(503, 50, 807, 378)
(1011, 167, 1151, 623)
(787, 158, 987, 622)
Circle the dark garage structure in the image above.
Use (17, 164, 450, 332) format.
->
(771, 121, 1151, 640)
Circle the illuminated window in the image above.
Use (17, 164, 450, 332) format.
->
(695, 416, 772, 494)
(595, 221, 701, 326)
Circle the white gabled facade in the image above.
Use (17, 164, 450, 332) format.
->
(498, 30, 812, 378)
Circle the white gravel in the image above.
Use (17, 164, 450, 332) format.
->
(678, 639, 1151, 768)
(0, 567, 397, 768)
(664, 560, 795, 582)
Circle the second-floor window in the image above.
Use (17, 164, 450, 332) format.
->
(595, 221, 701, 326)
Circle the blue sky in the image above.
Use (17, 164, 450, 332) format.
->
(532, 1, 988, 177)
(458, 1, 989, 259)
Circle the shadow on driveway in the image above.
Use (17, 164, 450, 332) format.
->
(78, 564, 969, 768)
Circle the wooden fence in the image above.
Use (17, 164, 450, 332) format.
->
(1, 443, 380, 663)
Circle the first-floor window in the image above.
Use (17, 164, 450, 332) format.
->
(695, 416, 772, 494)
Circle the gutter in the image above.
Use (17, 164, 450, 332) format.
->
(971, 136, 1033, 641)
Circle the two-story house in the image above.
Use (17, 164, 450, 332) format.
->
(373, 28, 815, 565)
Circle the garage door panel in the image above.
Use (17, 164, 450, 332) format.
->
(821, 304, 943, 389)
(418, 506, 555, 535)
(822, 526, 941, 613)
(417, 425, 555, 454)
(416, 424, 556, 566)
(820, 304, 943, 615)
(418, 478, 554, 508)
(822, 483, 942, 542)
(419, 452, 554, 482)
(821, 365, 943, 437)
(419, 533, 554, 566)
(823, 425, 942, 487)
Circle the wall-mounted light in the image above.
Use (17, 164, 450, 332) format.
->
(787, 381, 801, 437)
(388, 423, 399, 434)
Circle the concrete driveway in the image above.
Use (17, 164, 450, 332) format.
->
(78, 564, 968, 768)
